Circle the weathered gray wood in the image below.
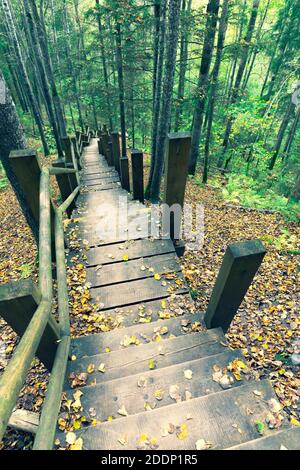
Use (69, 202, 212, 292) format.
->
(107, 141, 114, 166)
(53, 160, 74, 217)
(71, 136, 82, 170)
(131, 150, 144, 203)
(204, 240, 266, 332)
(8, 409, 39, 434)
(227, 427, 300, 450)
(111, 131, 121, 174)
(66, 328, 225, 385)
(0, 280, 60, 370)
(101, 131, 109, 159)
(163, 133, 191, 240)
(87, 253, 181, 287)
(9, 149, 41, 230)
(120, 156, 130, 192)
(72, 311, 203, 356)
(58, 380, 276, 450)
(86, 239, 175, 266)
(81, 181, 121, 191)
(63, 349, 244, 422)
(89, 273, 188, 310)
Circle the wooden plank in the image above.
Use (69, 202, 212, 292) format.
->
(86, 239, 175, 266)
(58, 380, 276, 450)
(67, 328, 224, 384)
(90, 273, 188, 310)
(81, 182, 121, 191)
(204, 240, 266, 332)
(82, 175, 120, 186)
(63, 350, 244, 423)
(120, 157, 130, 192)
(81, 171, 118, 180)
(87, 253, 181, 287)
(8, 409, 39, 435)
(131, 150, 144, 203)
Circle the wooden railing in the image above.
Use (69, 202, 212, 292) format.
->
(0, 134, 82, 449)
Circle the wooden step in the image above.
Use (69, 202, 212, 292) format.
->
(61, 349, 249, 424)
(57, 380, 279, 450)
(81, 181, 121, 191)
(87, 253, 181, 288)
(227, 427, 300, 450)
(66, 328, 225, 386)
(82, 176, 120, 186)
(89, 273, 189, 310)
(71, 312, 203, 358)
(76, 189, 131, 207)
(86, 239, 175, 266)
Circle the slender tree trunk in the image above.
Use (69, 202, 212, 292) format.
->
(0, 70, 39, 240)
(174, 0, 192, 132)
(62, 0, 84, 130)
(282, 107, 300, 160)
(188, 0, 220, 175)
(152, 0, 161, 107)
(95, 0, 113, 130)
(1, 0, 49, 155)
(149, 0, 182, 201)
(269, 100, 294, 170)
(24, 0, 64, 156)
(289, 170, 300, 202)
(146, 0, 167, 195)
(115, 21, 127, 157)
(30, 0, 67, 138)
(220, 0, 260, 163)
(203, 0, 229, 183)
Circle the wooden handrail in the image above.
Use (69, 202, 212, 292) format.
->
(0, 140, 81, 448)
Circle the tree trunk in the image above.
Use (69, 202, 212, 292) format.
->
(23, 0, 64, 157)
(203, 0, 229, 183)
(149, 0, 182, 201)
(269, 100, 294, 170)
(174, 0, 192, 132)
(1, 0, 49, 155)
(0, 70, 39, 240)
(146, 0, 167, 196)
(95, 0, 113, 130)
(115, 21, 127, 157)
(188, 0, 220, 175)
(221, 0, 260, 162)
(30, 0, 67, 138)
(290, 170, 300, 202)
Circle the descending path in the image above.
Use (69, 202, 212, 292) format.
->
(55, 139, 300, 450)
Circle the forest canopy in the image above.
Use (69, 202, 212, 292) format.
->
(0, 0, 299, 217)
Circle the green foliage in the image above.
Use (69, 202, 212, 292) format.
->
(213, 174, 300, 222)
(19, 264, 34, 279)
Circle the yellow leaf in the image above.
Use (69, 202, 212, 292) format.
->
(291, 418, 300, 426)
(148, 359, 156, 370)
(154, 273, 161, 280)
(73, 420, 81, 430)
(105, 347, 111, 353)
(177, 423, 188, 440)
(87, 363, 95, 374)
(122, 254, 129, 261)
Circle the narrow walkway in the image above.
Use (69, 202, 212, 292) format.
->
(54, 139, 300, 450)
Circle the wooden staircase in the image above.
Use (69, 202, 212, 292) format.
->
(53, 138, 300, 450)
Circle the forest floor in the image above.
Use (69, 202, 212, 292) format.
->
(0, 169, 299, 449)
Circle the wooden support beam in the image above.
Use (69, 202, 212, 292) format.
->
(52, 160, 74, 217)
(8, 409, 39, 435)
(163, 133, 191, 242)
(131, 150, 144, 203)
(0, 280, 60, 370)
(111, 132, 121, 175)
(101, 131, 109, 159)
(204, 240, 266, 333)
(61, 138, 79, 190)
(120, 156, 130, 192)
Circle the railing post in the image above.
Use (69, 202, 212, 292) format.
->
(204, 240, 266, 333)
(163, 133, 191, 254)
(61, 137, 79, 190)
(120, 156, 130, 192)
(0, 280, 60, 370)
(71, 136, 82, 170)
(107, 140, 114, 167)
(131, 149, 144, 203)
(111, 131, 121, 174)
(101, 129, 109, 159)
